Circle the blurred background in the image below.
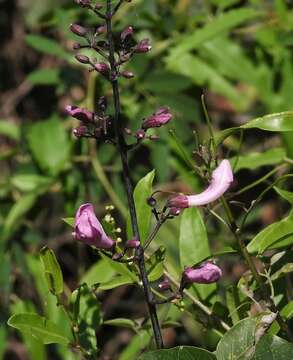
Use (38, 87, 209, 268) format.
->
(1, 0, 293, 359)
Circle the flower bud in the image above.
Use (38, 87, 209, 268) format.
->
(169, 207, 181, 216)
(121, 70, 134, 79)
(134, 39, 151, 53)
(168, 160, 233, 209)
(142, 107, 172, 130)
(75, 54, 90, 64)
(75, 0, 91, 7)
(95, 62, 110, 75)
(73, 203, 115, 249)
(125, 238, 140, 249)
(147, 196, 156, 207)
(135, 129, 145, 140)
(121, 26, 133, 41)
(73, 42, 82, 50)
(70, 23, 87, 37)
(95, 3, 103, 10)
(73, 125, 88, 138)
(158, 278, 170, 291)
(65, 105, 94, 123)
(96, 25, 106, 35)
(183, 262, 222, 284)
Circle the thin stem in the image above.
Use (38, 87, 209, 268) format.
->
(105, 0, 164, 348)
(221, 196, 293, 340)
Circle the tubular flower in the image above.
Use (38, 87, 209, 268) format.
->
(183, 262, 222, 284)
(168, 159, 233, 209)
(142, 107, 172, 130)
(66, 105, 94, 123)
(73, 203, 115, 249)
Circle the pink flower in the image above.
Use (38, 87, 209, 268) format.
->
(73, 203, 115, 249)
(183, 262, 222, 284)
(134, 39, 152, 53)
(121, 26, 134, 41)
(142, 107, 172, 129)
(125, 238, 140, 249)
(94, 62, 110, 75)
(168, 160, 233, 208)
(66, 105, 94, 123)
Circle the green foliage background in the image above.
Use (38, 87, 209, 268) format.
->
(1, 0, 293, 359)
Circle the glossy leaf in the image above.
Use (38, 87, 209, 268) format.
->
(40, 246, 63, 295)
(274, 187, 293, 205)
(247, 211, 293, 254)
(8, 313, 71, 345)
(127, 170, 155, 243)
(140, 346, 216, 360)
(27, 116, 71, 176)
(252, 334, 293, 360)
(230, 148, 285, 172)
(241, 111, 293, 132)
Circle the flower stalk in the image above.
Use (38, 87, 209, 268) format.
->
(105, 0, 164, 349)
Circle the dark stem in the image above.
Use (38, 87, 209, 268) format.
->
(105, 0, 164, 349)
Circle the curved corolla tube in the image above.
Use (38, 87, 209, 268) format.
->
(168, 160, 233, 209)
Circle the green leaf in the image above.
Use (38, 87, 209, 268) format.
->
(25, 35, 69, 60)
(62, 217, 75, 227)
(1, 193, 38, 245)
(253, 334, 293, 360)
(144, 70, 192, 93)
(8, 313, 71, 345)
(247, 211, 293, 254)
(271, 263, 293, 281)
(81, 258, 116, 287)
(40, 247, 63, 295)
(27, 116, 71, 176)
(99, 275, 134, 290)
(139, 346, 216, 360)
(168, 8, 260, 58)
(241, 111, 293, 132)
(0, 120, 20, 140)
(70, 284, 101, 356)
(27, 68, 59, 85)
(274, 187, 293, 205)
(230, 148, 286, 172)
(103, 318, 137, 331)
(127, 170, 155, 243)
(216, 317, 256, 360)
(179, 207, 215, 299)
(146, 247, 166, 282)
(119, 330, 151, 360)
(11, 174, 53, 192)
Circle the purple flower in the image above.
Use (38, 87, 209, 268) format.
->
(121, 26, 134, 41)
(158, 278, 171, 291)
(70, 23, 87, 37)
(94, 62, 110, 75)
(75, 54, 90, 64)
(168, 160, 233, 208)
(134, 39, 152, 53)
(73, 125, 88, 138)
(125, 238, 140, 249)
(65, 105, 94, 123)
(183, 262, 222, 284)
(142, 107, 172, 129)
(73, 203, 115, 249)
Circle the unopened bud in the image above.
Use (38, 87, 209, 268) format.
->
(169, 207, 181, 216)
(147, 196, 156, 207)
(135, 129, 145, 140)
(183, 262, 222, 284)
(73, 125, 88, 138)
(112, 253, 124, 261)
(75, 0, 91, 7)
(75, 54, 90, 64)
(134, 39, 152, 53)
(96, 25, 106, 35)
(73, 42, 81, 50)
(125, 238, 140, 249)
(121, 26, 133, 41)
(158, 278, 170, 291)
(142, 107, 172, 129)
(95, 62, 110, 74)
(95, 3, 103, 10)
(121, 70, 134, 79)
(70, 23, 87, 37)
